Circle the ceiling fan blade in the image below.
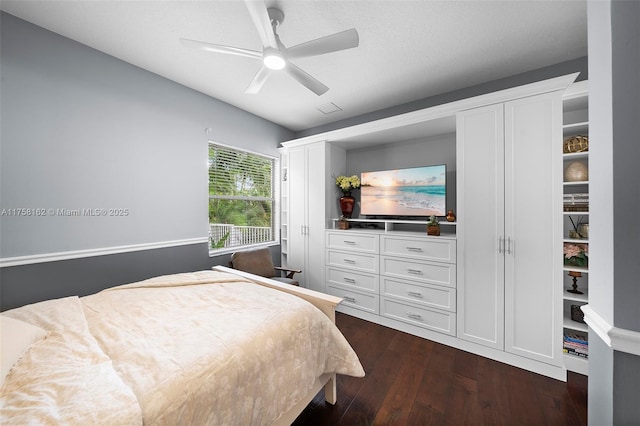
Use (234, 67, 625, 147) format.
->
(180, 38, 262, 59)
(244, 0, 278, 49)
(286, 28, 359, 59)
(286, 62, 329, 96)
(245, 65, 272, 94)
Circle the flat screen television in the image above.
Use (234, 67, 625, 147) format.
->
(360, 165, 446, 217)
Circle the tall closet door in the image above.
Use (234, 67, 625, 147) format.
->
(503, 92, 563, 366)
(305, 142, 327, 293)
(456, 103, 506, 350)
(287, 145, 308, 287)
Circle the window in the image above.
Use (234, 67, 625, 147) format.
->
(208, 142, 278, 253)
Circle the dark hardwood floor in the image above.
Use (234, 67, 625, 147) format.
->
(294, 313, 588, 426)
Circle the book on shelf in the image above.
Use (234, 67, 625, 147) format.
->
(564, 330, 588, 345)
(563, 341, 588, 352)
(563, 330, 588, 357)
(564, 348, 589, 359)
(563, 193, 589, 212)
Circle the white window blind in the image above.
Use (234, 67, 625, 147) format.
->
(208, 143, 277, 252)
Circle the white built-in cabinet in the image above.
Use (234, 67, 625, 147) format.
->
(456, 92, 564, 368)
(279, 74, 578, 381)
(282, 141, 345, 293)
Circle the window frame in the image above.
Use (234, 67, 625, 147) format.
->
(207, 141, 280, 256)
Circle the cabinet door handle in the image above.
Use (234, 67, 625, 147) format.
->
(407, 312, 423, 320)
(343, 259, 356, 264)
(408, 291, 423, 298)
(498, 237, 504, 254)
(343, 296, 356, 303)
(344, 240, 356, 245)
(406, 247, 423, 252)
(343, 277, 356, 284)
(507, 237, 513, 255)
(407, 269, 423, 275)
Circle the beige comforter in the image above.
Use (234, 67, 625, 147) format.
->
(1, 270, 364, 425)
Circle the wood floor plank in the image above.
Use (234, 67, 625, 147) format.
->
(373, 337, 431, 424)
(294, 313, 588, 426)
(477, 355, 512, 425)
(414, 341, 455, 414)
(406, 401, 446, 425)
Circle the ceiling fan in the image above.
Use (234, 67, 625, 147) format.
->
(180, 0, 359, 96)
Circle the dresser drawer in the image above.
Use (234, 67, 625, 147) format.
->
(326, 250, 379, 274)
(326, 231, 379, 253)
(381, 298, 456, 335)
(326, 267, 379, 293)
(327, 285, 379, 314)
(380, 235, 456, 263)
(381, 277, 456, 312)
(381, 256, 456, 288)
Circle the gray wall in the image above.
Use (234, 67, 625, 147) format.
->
(0, 12, 292, 310)
(587, 1, 640, 424)
(1, 12, 292, 258)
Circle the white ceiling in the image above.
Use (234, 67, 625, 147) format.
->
(1, 0, 587, 132)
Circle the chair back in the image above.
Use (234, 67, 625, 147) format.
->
(229, 248, 276, 278)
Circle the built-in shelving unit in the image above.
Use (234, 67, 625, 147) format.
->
(561, 80, 589, 375)
(279, 148, 289, 261)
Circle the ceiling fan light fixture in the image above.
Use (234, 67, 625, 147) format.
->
(263, 49, 286, 70)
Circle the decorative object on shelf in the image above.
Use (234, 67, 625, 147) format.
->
(568, 216, 588, 239)
(570, 304, 586, 323)
(337, 216, 349, 230)
(563, 193, 589, 212)
(564, 160, 589, 182)
(426, 215, 440, 236)
(335, 175, 360, 218)
(339, 195, 355, 219)
(567, 271, 584, 294)
(578, 223, 589, 239)
(446, 209, 456, 222)
(564, 243, 588, 268)
(563, 135, 589, 154)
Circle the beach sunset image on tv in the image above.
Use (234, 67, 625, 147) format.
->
(360, 165, 446, 217)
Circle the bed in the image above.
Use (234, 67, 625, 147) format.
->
(0, 266, 365, 425)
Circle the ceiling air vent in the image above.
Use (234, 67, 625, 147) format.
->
(317, 102, 343, 115)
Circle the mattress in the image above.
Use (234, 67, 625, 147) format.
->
(1, 270, 364, 424)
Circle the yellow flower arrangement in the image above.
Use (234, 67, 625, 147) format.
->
(335, 175, 361, 195)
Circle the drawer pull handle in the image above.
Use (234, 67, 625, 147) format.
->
(408, 291, 423, 298)
(343, 259, 356, 264)
(407, 312, 423, 320)
(343, 277, 356, 284)
(407, 269, 423, 275)
(344, 240, 356, 245)
(406, 247, 423, 252)
(343, 296, 356, 303)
